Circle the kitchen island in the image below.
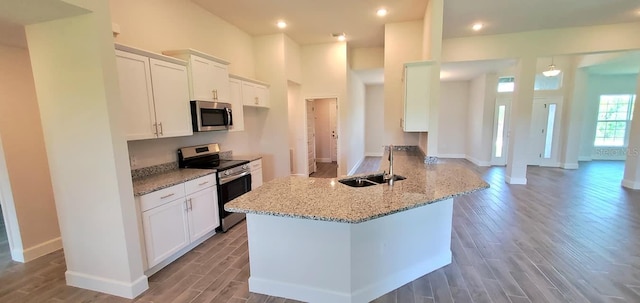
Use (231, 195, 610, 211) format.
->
(226, 148, 488, 303)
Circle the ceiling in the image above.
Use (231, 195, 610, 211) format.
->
(440, 59, 516, 81)
(193, 0, 640, 47)
(584, 51, 640, 75)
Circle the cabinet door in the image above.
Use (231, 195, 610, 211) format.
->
(251, 160, 263, 190)
(211, 62, 230, 103)
(241, 81, 257, 106)
(115, 50, 157, 140)
(228, 78, 245, 132)
(186, 186, 220, 240)
(141, 199, 190, 268)
(149, 58, 193, 138)
(255, 84, 270, 108)
(189, 55, 216, 101)
(252, 168, 263, 190)
(403, 62, 431, 132)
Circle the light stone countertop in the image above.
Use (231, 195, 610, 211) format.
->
(228, 154, 262, 162)
(225, 150, 489, 223)
(132, 168, 216, 196)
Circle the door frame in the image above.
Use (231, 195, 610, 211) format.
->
(304, 96, 340, 176)
(0, 134, 24, 262)
(305, 99, 317, 175)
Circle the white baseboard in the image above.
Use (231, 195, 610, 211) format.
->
(466, 156, 490, 167)
(578, 156, 592, 162)
(348, 157, 365, 176)
(66, 271, 148, 299)
(622, 179, 640, 190)
(364, 152, 383, 157)
(316, 158, 331, 163)
(22, 237, 63, 262)
(561, 163, 579, 169)
(438, 154, 466, 159)
(290, 173, 308, 177)
(505, 175, 527, 185)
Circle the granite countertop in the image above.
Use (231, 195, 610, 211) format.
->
(225, 149, 489, 223)
(227, 154, 262, 162)
(132, 168, 216, 196)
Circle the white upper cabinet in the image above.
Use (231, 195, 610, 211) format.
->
(402, 61, 434, 132)
(239, 78, 270, 108)
(115, 44, 192, 141)
(149, 58, 192, 138)
(163, 49, 230, 103)
(228, 77, 245, 132)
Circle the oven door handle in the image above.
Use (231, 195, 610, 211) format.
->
(219, 171, 250, 185)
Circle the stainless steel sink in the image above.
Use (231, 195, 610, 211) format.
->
(338, 173, 406, 188)
(365, 173, 406, 184)
(338, 177, 379, 187)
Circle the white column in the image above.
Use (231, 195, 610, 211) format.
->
(622, 74, 640, 189)
(559, 67, 588, 169)
(505, 57, 537, 184)
(25, 1, 147, 299)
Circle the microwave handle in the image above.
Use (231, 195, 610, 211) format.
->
(226, 108, 233, 127)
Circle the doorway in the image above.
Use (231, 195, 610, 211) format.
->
(307, 98, 338, 178)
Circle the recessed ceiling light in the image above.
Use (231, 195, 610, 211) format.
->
(276, 20, 287, 29)
(376, 8, 388, 17)
(472, 23, 483, 31)
(332, 33, 346, 41)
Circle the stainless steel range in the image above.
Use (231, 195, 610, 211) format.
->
(178, 143, 251, 232)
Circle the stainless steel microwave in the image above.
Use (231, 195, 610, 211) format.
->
(190, 100, 233, 132)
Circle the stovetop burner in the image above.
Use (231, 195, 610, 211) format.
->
(177, 143, 249, 172)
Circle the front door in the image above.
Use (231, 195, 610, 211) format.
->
(307, 100, 317, 175)
(491, 98, 511, 166)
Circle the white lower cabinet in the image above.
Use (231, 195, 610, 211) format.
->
(250, 159, 263, 190)
(138, 175, 218, 271)
(141, 198, 190, 268)
(186, 186, 220, 240)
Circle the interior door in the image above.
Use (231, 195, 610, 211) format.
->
(491, 98, 511, 166)
(329, 99, 338, 162)
(307, 100, 317, 175)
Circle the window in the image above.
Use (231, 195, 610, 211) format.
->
(594, 95, 636, 147)
(534, 73, 562, 91)
(497, 77, 514, 92)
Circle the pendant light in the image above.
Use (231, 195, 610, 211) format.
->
(543, 57, 561, 77)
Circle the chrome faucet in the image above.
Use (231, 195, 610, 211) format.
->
(385, 145, 394, 181)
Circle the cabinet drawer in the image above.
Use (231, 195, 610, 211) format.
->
(139, 184, 185, 212)
(184, 174, 216, 195)
(250, 159, 262, 171)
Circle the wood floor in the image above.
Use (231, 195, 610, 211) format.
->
(1, 160, 640, 302)
(309, 161, 337, 178)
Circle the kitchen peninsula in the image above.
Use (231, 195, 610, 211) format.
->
(226, 147, 489, 303)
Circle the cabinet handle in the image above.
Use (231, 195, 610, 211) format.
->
(160, 193, 175, 199)
(198, 181, 209, 186)
(188, 198, 193, 211)
(153, 123, 158, 135)
(158, 122, 164, 136)
(255, 97, 258, 105)
(212, 89, 218, 100)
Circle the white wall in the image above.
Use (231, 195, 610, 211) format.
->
(109, 0, 255, 77)
(254, 34, 291, 181)
(365, 85, 385, 156)
(301, 43, 351, 175)
(26, 0, 146, 297)
(350, 47, 384, 70)
(384, 21, 423, 148)
(438, 81, 469, 157)
(465, 73, 497, 166)
(580, 74, 639, 160)
(0, 44, 61, 261)
(287, 82, 302, 174)
(347, 70, 366, 174)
